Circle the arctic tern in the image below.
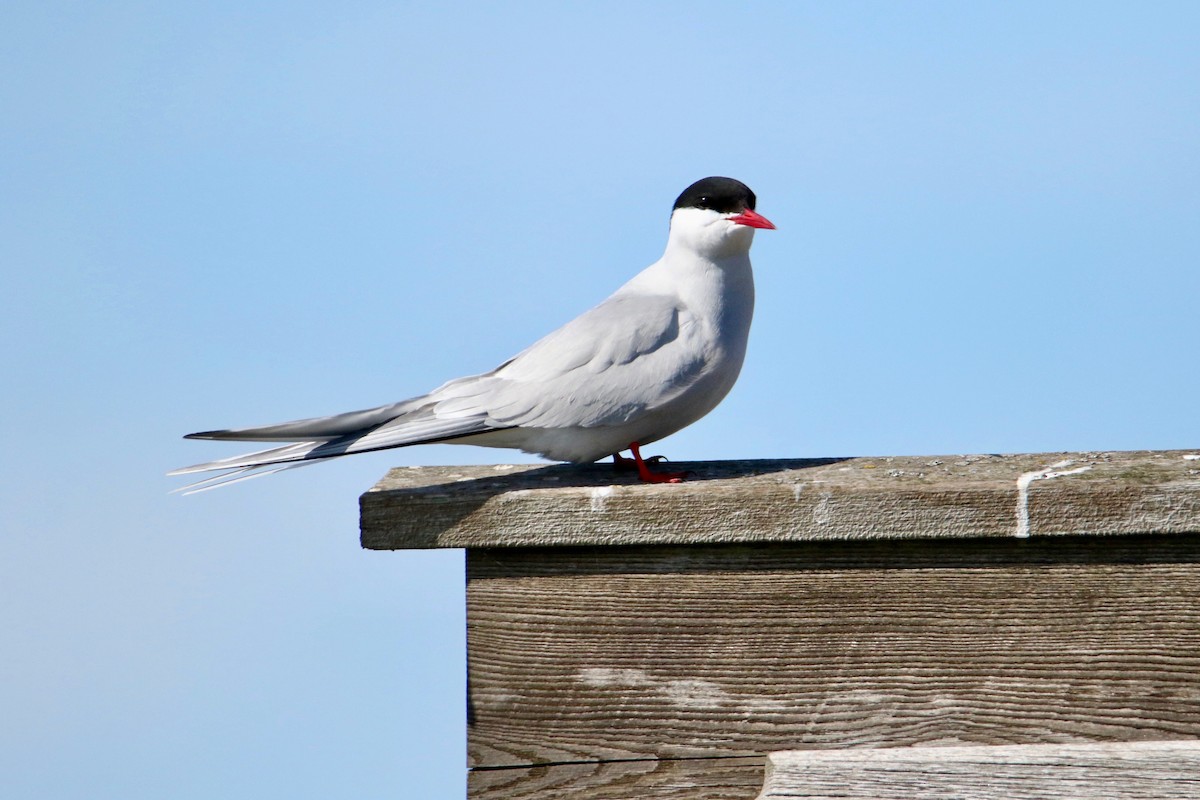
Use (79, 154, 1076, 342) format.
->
(171, 176, 774, 492)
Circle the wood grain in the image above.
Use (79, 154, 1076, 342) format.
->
(358, 451, 1200, 797)
(757, 740, 1200, 799)
(361, 450, 1200, 549)
(467, 535, 1200, 769)
(470, 756, 765, 800)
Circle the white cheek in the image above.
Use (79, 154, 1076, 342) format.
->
(668, 208, 734, 250)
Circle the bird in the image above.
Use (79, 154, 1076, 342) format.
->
(171, 176, 775, 493)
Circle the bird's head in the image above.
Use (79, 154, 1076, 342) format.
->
(667, 176, 775, 258)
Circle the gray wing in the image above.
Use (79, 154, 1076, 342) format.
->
(429, 291, 708, 429)
(182, 399, 424, 441)
(170, 291, 705, 492)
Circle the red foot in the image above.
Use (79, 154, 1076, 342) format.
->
(616, 442, 687, 484)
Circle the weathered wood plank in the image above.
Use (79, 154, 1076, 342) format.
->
(361, 450, 1200, 549)
(469, 756, 765, 800)
(467, 535, 1200, 768)
(757, 740, 1200, 799)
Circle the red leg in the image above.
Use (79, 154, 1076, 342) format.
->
(628, 442, 687, 484)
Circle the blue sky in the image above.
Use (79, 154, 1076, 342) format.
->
(2, 2, 1197, 797)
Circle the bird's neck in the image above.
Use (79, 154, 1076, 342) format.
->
(641, 243, 755, 320)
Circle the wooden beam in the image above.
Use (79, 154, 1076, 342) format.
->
(358, 450, 1200, 798)
(469, 756, 765, 800)
(466, 536, 1200, 771)
(361, 450, 1200, 549)
(757, 740, 1200, 799)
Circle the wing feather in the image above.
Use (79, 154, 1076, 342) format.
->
(430, 292, 708, 430)
(184, 398, 421, 442)
(173, 290, 712, 483)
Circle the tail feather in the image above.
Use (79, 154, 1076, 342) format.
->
(171, 408, 507, 490)
(172, 462, 320, 495)
(171, 367, 525, 491)
(183, 398, 421, 442)
(168, 441, 325, 476)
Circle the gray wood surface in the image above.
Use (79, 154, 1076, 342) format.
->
(467, 536, 1200, 769)
(757, 740, 1200, 799)
(361, 450, 1200, 797)
(362, 450, 1200, 549)
(470, 756, 765, 800)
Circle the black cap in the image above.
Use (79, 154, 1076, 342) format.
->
(672, 177, 757, 214)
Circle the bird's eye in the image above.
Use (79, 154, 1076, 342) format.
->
(698, 196, 710, 207)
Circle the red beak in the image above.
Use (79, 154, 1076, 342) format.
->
(730, 209, 776, 230)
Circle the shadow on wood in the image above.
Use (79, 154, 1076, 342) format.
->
(360, 458, 846, 548)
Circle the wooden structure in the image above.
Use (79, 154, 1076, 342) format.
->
(360, 450, 1200, 798)
(758, 741, 1200, 799)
